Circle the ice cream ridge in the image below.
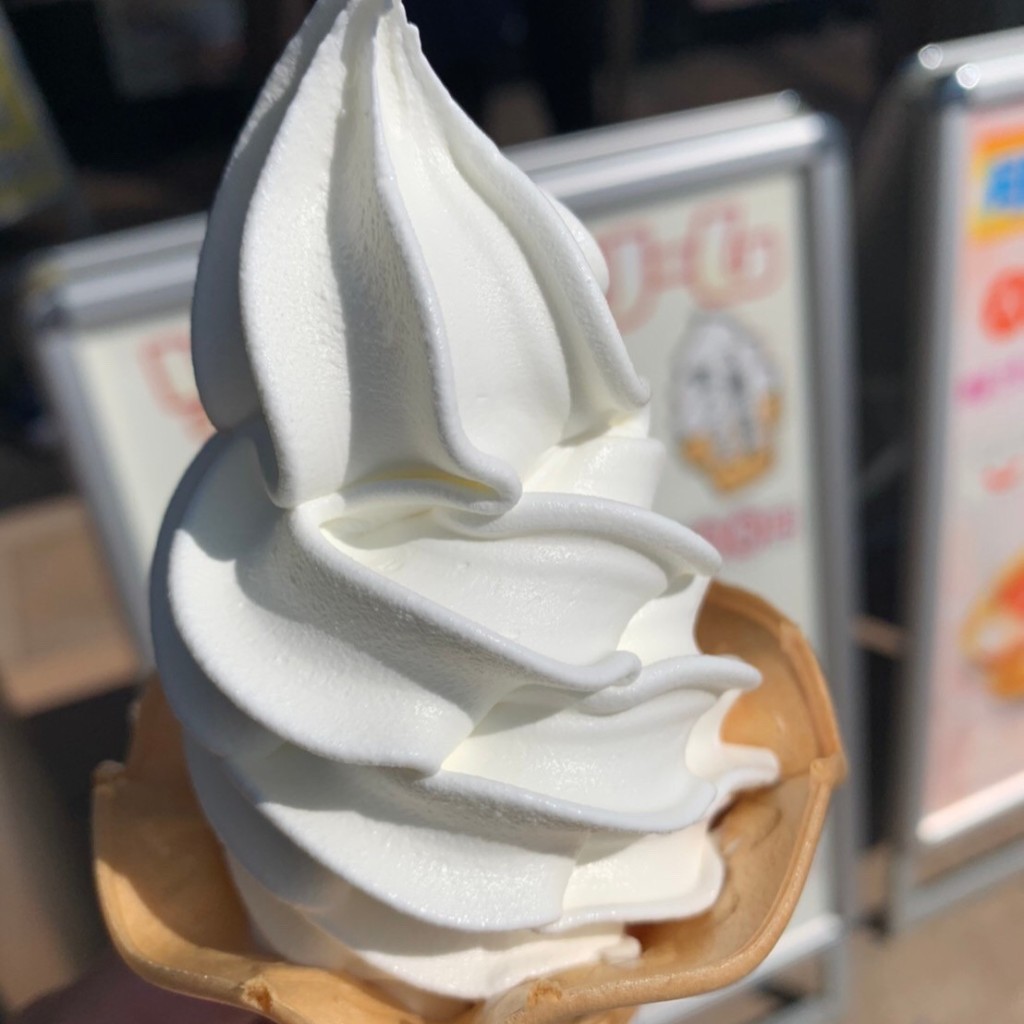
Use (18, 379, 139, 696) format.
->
(151, 0, 780, 1007)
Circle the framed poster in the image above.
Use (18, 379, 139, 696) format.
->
(920, 103, 1024, 838)
(28, 216, 209, 654)
(888, 29, 1024, 930)
(515, 98, 857, 1024)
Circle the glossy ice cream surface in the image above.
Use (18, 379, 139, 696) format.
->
(151, 0, 778, 1004)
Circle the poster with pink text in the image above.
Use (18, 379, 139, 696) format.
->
(919, 104, 1024, 842)
(74, 311, 212, 579)
(585, 174, 822, 650)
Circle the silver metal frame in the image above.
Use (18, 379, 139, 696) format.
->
(515, 99, 859, 1024)
(510, 92, 801, 174)
(887, 31, 1024, 932)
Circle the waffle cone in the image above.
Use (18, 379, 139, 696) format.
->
(93, 581, 845, 1024)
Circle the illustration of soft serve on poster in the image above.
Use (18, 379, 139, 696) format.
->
(921, 105, 1024, 836)
(586, 174, 822, 650)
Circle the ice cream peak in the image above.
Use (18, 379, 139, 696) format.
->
(152, 0, 779, 1005)
(191, 0, 647, 513)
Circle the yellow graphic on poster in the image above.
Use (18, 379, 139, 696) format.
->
(920, 102, 1024, 841)
(970, 128, 1024, 242)
(0, 10, 68, 226)
(960, 552, 1024, 700)
(585, 176, 820, 649)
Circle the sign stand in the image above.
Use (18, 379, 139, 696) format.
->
(867, 31, 1024, 932)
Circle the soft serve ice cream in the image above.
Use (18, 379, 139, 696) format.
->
(151, 0, 779, 1006)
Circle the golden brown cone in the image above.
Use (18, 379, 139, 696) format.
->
(93, 581, 846, 1024)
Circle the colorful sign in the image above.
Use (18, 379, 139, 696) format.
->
(920, 103, 1024, 839)
(588, 175, 821, 647)
(971, 127, 1024, 241)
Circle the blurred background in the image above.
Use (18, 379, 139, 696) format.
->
(2, 1, 1024, 1023)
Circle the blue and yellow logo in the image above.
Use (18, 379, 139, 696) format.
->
(972, 129, 1024, 240)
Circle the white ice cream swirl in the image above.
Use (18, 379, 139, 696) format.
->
(152, 0, 778, 1005)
